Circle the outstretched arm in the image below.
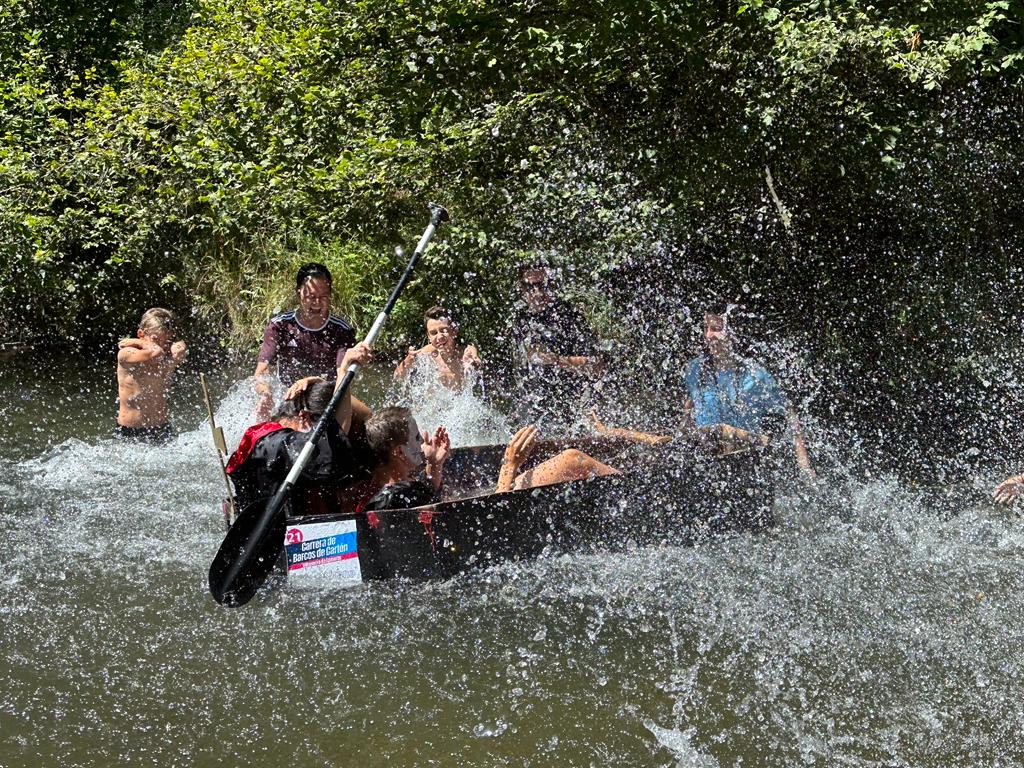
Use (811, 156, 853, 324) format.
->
(787, 408, 816, 479)
(589, 411, 671, 445)
(530, 348, 604, 377)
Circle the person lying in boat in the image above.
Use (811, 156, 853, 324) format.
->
(360, 406, 452, 512)
(360, 412, 616, 513)
(226, 343, 372, 516)
(393, 306, 482, 391)
(115, 307, 188, 444)
(993, 473, 1024, 505)
(253, 262, 357, 421)
(683, 308, 815, 477)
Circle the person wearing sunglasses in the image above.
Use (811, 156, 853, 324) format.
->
(508, 262, 605, 428)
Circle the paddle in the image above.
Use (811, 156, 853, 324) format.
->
(199, 373, 237, 525)
(208, 203, 450, 606)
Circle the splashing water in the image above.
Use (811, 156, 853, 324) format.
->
(2, 355, 1024, 767)
(387, 358, 510, 446)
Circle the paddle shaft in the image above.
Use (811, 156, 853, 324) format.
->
(213, 203, 449, 600)
(199, 373, 237, 523)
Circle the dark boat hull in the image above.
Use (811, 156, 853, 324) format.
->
(282, 443, 775, 588)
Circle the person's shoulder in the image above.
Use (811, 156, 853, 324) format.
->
(326, 314, 354, 332)
(682, 356, 703, 377)
(364, 480, 435, 511)
(267, 310, 297, 326)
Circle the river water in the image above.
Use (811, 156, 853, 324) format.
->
(1, 354, 1023, 767)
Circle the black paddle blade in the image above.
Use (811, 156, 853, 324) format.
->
(208, 500, 287, 607)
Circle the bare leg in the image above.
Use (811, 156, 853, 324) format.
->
(589, 410, 671, 445)
(513, 449, 619, 491)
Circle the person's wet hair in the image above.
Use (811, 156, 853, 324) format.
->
(138, 307, 175, 334)
(423, 305, 453, 323)
(270, 381, 334, 421)
(295, 262, 332, 290)
(365, 406, 413, 463)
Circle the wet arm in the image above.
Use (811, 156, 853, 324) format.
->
(394, 346, 429, 380)
(333, 343, 373, 433)
(332, 366, 354, 433)
(351, 396, 372, 425)
(253, 359, 275, 421)
(118, 343, 163, 366)
(254, 322, 279, 398)
(393, 350, 416, 380)
(589, 412, 670, 445)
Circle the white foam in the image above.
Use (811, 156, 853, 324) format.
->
(388, 360, 510, 446)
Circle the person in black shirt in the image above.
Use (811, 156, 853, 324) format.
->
(509, 263, 605, 427)
(360, 407, 451, 513)
(227, 344, 371, 517)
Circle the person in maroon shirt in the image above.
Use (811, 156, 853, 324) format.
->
(253, 263, 356, 421)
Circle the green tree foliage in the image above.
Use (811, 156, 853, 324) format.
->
(0, 0, 1021, 372)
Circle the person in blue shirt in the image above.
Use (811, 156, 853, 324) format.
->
(682, 310, 815, 477)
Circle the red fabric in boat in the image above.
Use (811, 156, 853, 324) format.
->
(225, 422, 285, 475)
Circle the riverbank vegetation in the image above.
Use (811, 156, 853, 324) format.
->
(2, 0, 1022, 465)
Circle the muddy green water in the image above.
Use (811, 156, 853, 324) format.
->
(1, 354, 1022, 767)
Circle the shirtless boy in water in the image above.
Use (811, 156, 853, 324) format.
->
(393, 306, 482, 391)
(115, 308, 188, 443)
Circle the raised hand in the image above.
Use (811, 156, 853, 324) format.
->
(422, 426, 451, 469)
(285, 375, 324, 402)
(503, 425, 538, 469)
(340, 342, 373, 371)
(462, 345, 482, 370)
(497, 425, 539, 492)
(394, 345, 423, 379)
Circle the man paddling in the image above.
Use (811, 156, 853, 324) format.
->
(228, 343, 372, 516)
